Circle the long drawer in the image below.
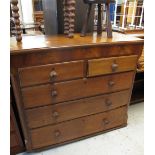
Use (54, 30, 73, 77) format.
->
(30, 106, 127, 149)
(26, 90, 130, 129)
(88, 55, 137, 77)
(18, 60, 84, 87)
(22, 71, 134, 109)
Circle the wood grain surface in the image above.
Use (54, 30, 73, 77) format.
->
(22, 72, 134, 109)
(30, 106, 127, 149)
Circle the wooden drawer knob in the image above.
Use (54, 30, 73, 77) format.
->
(52, 90, 58, 97)
(55, 130, 61, 137)
(105, 99, 112, 106)
(52, 111, 59, 118)
(103, 119, 110, 125)
(83, 78, 87, 84)
(108, 81, 115, 87)
(50, 70, 57, 79)
(111, 63, 118, 72)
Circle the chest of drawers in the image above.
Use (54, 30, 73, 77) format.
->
(10, 32, 143, 152)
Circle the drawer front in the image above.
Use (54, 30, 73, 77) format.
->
(26, 90, 130, 129)
(30, 106, 127, 149)
(88, 55, 137, 77)
(19, 60, 84, 87)
(22, 71, 134, 109)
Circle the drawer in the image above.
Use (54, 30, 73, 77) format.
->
(18, 60, 84, 87)
(88, 55, 137, 77)
(22, 71, 134, 109)
(26, 90, 130, 129)
(30, 106, 127, 149)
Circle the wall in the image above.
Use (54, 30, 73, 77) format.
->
(20, 0, 34, 24)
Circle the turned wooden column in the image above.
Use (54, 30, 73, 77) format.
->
(63, 0, 76, 38)
(68, 0, 76, 38)
(63, 0, 69, 35)
(10, 0, 22, 42)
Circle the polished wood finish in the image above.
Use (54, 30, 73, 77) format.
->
(19, 60, 84, 87)
(22, 71, 134, 109)
(26, 90, 130, 129)
(33, 11, 44, 24)
(30, 106, 127, 149)
(10, 0, 22, 42)
(88, 55, 137, 77)
(10, 32, 143, 52)
(10, 32, 143, 151)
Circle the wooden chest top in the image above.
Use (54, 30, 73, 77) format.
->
(10, 32, 143, 54)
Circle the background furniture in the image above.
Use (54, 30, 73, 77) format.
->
(32, 0, 44, 31)
(10, 32, 143, 152)
(129, 33, 144, 104)
(10, 0, 22, 42)
(81, 0, 115, 37)
(131, 71, 144, 104)
(42, 0, 95, 35)
(113, 0, 144, 32)
(63, 0, 76, 38)
(10, 85, 25, 155)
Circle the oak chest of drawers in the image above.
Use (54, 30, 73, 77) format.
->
(10, 32, 143, 152)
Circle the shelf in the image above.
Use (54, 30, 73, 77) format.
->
(131, 89, 144, 104)
(116, 4, 143, 8)
(130, 71, 144, 105)
(116, 15, 142, 18)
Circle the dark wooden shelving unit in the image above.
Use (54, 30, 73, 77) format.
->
(131, 71, 144, 104)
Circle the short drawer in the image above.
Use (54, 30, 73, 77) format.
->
(88, 55, 137, 77)
(26, 90, 130, 129)
(22, 71, 134, 108)
(30, 106, 127, 149)
(18, 60, 84, 87)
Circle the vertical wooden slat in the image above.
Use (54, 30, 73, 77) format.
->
(97, 4, 102, 34)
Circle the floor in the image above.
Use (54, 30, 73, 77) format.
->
(18, 103, 144, 155)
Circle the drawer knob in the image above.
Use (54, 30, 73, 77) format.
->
(83, 78, 87, 84)
(52, 111, 59, 118)
(52, 91, 58, 97)
(111, 63, 118, 72)
(50, 71, 57, 79)
(108, 81, 115, 87)
(55, 130, 61, 137)
(103, 119, 110, 125)
(105, 99, 112, 106)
